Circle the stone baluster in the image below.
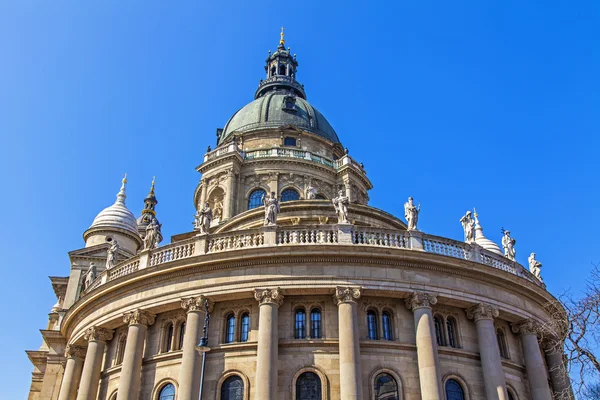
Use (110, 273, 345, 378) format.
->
(178, 296, 212, 400)
(512, 319, 553, 400)
(76, 327, 114, 400)
(254, 288, 284, 400)
(405, 292, 443, 400)
(466, 303, 509, 400)
(57, 345, 86, 400)
(116, 310, 155, 400)
(334, 286, 363, 400)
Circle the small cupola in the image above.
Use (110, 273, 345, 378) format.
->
(137, 177, 159, 238)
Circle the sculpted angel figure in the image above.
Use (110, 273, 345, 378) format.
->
(404, 197, 420, 231)
(106, 240, 119, 269)
(262, 192, 280, 226)
(85, 262, 97, 289)
(144, 218, 163, 250)
(459, 210, 475, 243)
(332, 190, 349, 223)
(194, 202, 213, 234)
(528, 252, 542, 281)
(502, 230, 516, 261)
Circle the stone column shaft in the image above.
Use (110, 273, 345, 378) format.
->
(335, 286, 363, 400)
(178, 296, 211, 400)
(255, 288, 284, 400)
(117, 310, 155, 400)
(406, 292, 443, 400)
(76, 327, 114, 400)
(513, 320, 553, 400)
(467, 303, 508, 400)
(545, 350, 574, 399)
(58, 345, 86, 400)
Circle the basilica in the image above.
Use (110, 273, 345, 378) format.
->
(26, 31, 572, 400)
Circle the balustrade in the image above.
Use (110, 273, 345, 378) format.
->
(149, 241, 195, 266)
(207, 230, 264, 252)
(277, 226, 338, 244)
(423, 236, 470, 260)
(352, 227, 407, 248)
(108, 260, 140, 281)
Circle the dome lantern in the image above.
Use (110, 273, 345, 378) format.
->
(137, 177, 159, 238)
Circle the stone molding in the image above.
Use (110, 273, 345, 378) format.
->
(511, 318, 542, 336)
(333, 286, 361, 305)
(83, 326, 114, 342)
(465, 303, 499, 322)
(181, 295, 213, 313)
(404, 291, 437, 311)
(123, 309, 156, 327)
(64, 344, 87, 359)
(254, 287, 284, 306)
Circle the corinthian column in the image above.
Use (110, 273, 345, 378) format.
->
(254, 288, 284, 400)
(543, 339, 574, 399)
(58, 345, 86, 400)
(178, 296, 212, 400)
(117, 309, 155, 400)
(512, 319, 553, 400)
(405, 292, 443, 400)
(334, 286, 363, 400)
(466, 303, 508, 400)
(76, 327, 114, 400)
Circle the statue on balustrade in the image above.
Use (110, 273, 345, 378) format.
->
(404, 196, 420, 231)
(332, 189, 350, 223)
(305, 182, 317, 200)
(106, 240, 119, 269)
(194, 202, 213, 234)
(262, 192, 280, 226)
(502, 229, 516, 261)
(528, 252, 543, 281)
(143, 217, 163, 250)
(460, 210, 475, 243)
(85, 262, 97, 289)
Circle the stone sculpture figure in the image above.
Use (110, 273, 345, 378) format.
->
(502, 230, 516, 261)
(213, 200, 223, 221)
(144, 218, 163, 250)
(404, 197, 420, 231)
(459, 210, 475, 243)
(106, 240, 119, 269)
(528, 252, 543, 280)
(262, 192, 280, 226)
(85, 262, 97, 289)
(305, 183, 317, 200)
(332, 190, 349, 223)
(194, 202, 213, 234)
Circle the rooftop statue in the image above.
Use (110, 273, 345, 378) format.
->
(262, 192, 280, 226)
(85, 262, 97, 290)
(106, 240, 119, 269)
(143, 218, 163, 250)
(194, 202, 213, 234)
(332, 190, 349, 223)
(305, 183, 317, 200)
(528, 253, 543, 281)
(404, 197, 420, 231)
(460, 210, 475, 243)
(502, 229, 516, 261)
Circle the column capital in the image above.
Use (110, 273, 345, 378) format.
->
(123, 309, 156, 327)
(254, 287, 284, 306)
(181, 295, 213, 313)
(405, 291, 437, 311)
(64, 344, 86, 360)
(466, 303, 499, 322)
(83, 326, 114, 342)
(333, 286, 362, 305)
(511, 318, 542, 336)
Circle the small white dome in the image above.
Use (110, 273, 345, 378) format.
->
(473, 211, 503, 256)
(88, 176, 139, 236)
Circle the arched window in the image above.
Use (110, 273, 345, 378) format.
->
(225, 314, 235, 343)
(109, 392, 118, 400)
(248, 189, 266, 210)
(367, 310, 378, 340)
(447, 317, 458, 348)
(382, 311, 393, 341)
(240, 313, 250, 342)
(296, 372, 322, 400)
(497, 328, 509, 359)
(507, 389, 516, 400)
(221, 375, 244, 400)
(281, 188, 300, 202)
(374, 373, 400, 400)
(434, 316, 445, 346)
(310, 308, 322, 339)
(158, 383, 176, 400)
(315, 194, 327, 200)
(164, 322, 174, 352)
(115, 334, 127, 365)
(445, 379, 465, 400)
(178, 322, 186, 350)
(295, 309, 306, 339)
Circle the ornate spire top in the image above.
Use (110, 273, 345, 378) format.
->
(116, 173, 127, 205)
(150, 176, 156, 196)
(279, 26, 285, 47)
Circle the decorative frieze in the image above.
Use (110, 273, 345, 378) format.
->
(122, 309, 156, 327)
(181, 295, 213, 313)
(83, 326, 114, 343)
(511, 318, 541, 336)
(466, 303, 499, 322)
(254, 288, 284, 306)
(405, 291, 437, 311)
(333, 286, 361, 305)
(64, 344, 86, 359)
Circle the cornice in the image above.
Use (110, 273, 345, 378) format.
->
(197, 152, 243, 174)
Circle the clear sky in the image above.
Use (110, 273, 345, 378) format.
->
(1, 1, 598, 397)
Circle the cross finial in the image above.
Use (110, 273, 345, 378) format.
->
(122, 173, 127, 185)
(150, 176, 156, 194)
(280, 27, 285, 46)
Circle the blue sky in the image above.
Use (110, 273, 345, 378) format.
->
(1, 1, 599, 397)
